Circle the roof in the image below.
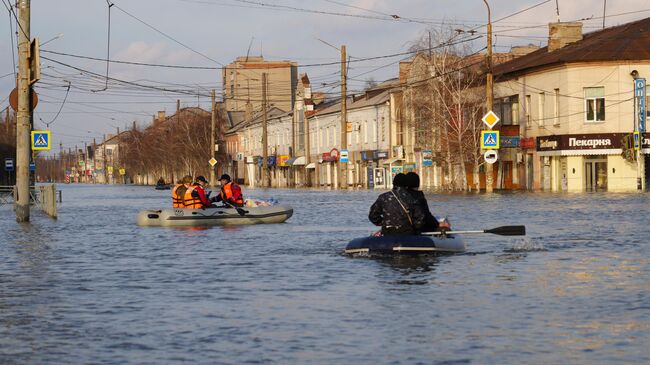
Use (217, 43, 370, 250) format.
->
(312, 79, 400, 117)
(494, 17, 650, 79)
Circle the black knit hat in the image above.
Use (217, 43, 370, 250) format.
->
(405, 172, 420, 189)
(196, 175, 208, 184)
(219, 174, 231, 182)
(393, 173, 407, 187)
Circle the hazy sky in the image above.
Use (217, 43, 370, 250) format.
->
(1, 0, 650, 151)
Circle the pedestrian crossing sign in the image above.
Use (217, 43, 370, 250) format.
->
(31, 130, 51, 151)
(481, 130, 500, 149)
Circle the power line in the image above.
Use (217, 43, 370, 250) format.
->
(112, 2, 224, 66)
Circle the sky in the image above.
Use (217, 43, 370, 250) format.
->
(1, 0, 650, 152)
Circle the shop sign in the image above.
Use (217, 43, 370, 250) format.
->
(361, 150, 378, 161)
(422, 149, 433, 166)
(376, 150, 389, 159)
(500, 136, 520, 148)
(520, 137, 535, 149)
(536, 133, 637, 151)
(403, 163, 417, 173)
(29, 162, 36, 172)
(268, 155, 278, 167)
(277, 155, 289, 167)
(390, 166, 403, 181)
(367, 166, 374, 189)
(374, 167, 386, 188)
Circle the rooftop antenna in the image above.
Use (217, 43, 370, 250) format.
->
(555, 0, 560, 22)
(602, 0, 607, 29)
(260, 39, 263, 58)
(245, 36, 254, 62)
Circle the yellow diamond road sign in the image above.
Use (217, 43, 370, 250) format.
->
(209, 157, 217, 166)
(482, 111, 500, 129)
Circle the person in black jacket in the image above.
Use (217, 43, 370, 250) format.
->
(368, 173, 425, 235)
(404, 172, 450, 232)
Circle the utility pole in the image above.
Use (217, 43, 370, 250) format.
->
(262, 73, 269, 187)
(93, 138, 97, 184)
(304, 107, 311, 187)
(483, 0, 494, 193)
(210, 89, 216, 186)
(102, 134, 107, 184)
(15, 0, 31, 222)
(339, 45, 348, 189)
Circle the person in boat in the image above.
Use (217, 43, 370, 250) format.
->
(404, 172, 450, 233)
(368, 173, 425, 235)
(213, 174, 245, 207)
(184, 175, 215, 209)
(156, 177, 166, 186)
(172, 175, 193, 208)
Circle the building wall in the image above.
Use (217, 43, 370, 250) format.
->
(223, 56, 298, 114)
(608, 155, 642, 192)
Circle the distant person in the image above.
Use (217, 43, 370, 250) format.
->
(172, 175, 193, 208)
(368, 173, 425, 235)
(404, 172, 450, 233)
(157, 177, 166, 186)
(184, 175, 215, 209)
(214, 174, 244, 207)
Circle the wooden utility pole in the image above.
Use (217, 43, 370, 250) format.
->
(102, 135, 107, 184)
(15, 0, 31, 222)
(339, 45, 348, 189)
(210, 89, 217, 186)
(304, 107, 311, 187)
(262, 73, 269, 187)
(484, 0, 494, 193)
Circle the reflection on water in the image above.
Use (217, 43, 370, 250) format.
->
(1, 185, 649, 364)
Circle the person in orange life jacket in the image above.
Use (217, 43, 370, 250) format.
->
(184, 175, 215, 209)
(214, 174, 244, 207)
(172, 175, 193, 208)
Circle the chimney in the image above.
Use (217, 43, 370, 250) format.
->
(548, 22, 583, 52)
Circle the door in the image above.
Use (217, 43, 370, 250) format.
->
(585, 159, 607, 191)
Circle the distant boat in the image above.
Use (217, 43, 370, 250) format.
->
(154, 183, 171, 190)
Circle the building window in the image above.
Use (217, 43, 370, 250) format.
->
(554, 88, 560, 126)
(538, 92, 545, 126)
(494, 95, 519, 125)
(585, 87, 605, 122)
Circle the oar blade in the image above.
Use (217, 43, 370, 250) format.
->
(484, 225, 526, 236)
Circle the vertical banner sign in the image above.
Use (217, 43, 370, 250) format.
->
(635, 78, 646, 133)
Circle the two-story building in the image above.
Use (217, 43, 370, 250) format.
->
(492, 19, 650, 192)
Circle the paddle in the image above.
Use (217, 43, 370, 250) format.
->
(422, 225, 526, 236)
(222, 200, 248, 216)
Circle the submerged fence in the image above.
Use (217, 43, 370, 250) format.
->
(0, 185, 61, 218)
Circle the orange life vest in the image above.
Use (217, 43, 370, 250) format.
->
(172, 184, 185, 208)
(183, 186, 203, 209)
(221, 182, 244, 206)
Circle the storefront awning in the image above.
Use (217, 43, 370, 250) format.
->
(285, 157, 297, 165)
(382, 157, 403, 165)
(306, 162, 316, 169)
(292, 156, 306, 166)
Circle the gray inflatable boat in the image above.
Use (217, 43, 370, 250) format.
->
(137, 205, 293, 227)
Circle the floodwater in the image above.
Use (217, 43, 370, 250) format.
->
(1, 185, 649, 364)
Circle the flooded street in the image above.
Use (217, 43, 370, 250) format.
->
(1, 185, 649, 364)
